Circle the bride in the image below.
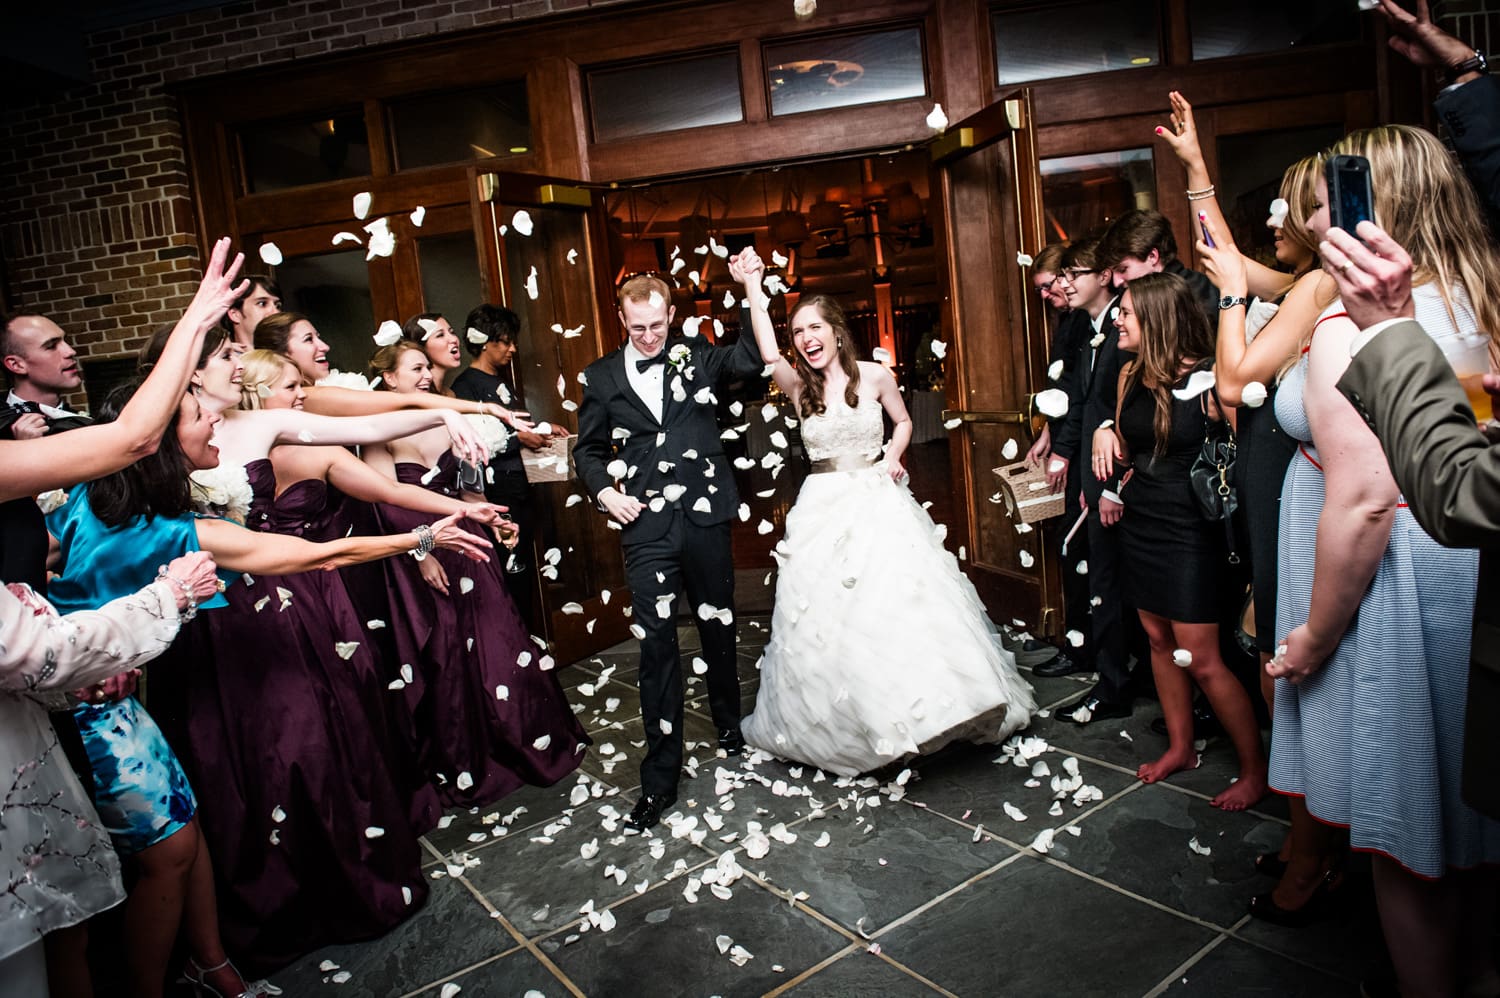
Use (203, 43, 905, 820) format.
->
(731, 249, 1036, 776)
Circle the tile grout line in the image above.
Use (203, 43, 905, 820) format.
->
(1139, 932, 1231, 998)
(1038, 853, 1241, 935)
(1221, 916, 1365, 985)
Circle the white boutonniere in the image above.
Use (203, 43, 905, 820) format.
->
(667, 343, 692, 373)
(189, 465, 253, 525)
(1090, 332, 1106, 348)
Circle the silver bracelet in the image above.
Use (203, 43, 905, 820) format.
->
(409, 522, 436, 561)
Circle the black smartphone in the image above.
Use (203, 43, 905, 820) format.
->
(1326, 154, 1374, 239)
(456, 459, 485, 493)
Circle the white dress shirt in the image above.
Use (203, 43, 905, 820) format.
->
(622, 341, 665, 424)
(6, 389, 73, 421)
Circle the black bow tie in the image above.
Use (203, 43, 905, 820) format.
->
(635, 353, 667, 373)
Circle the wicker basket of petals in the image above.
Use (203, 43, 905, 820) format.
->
(993, 460, 1066, 524)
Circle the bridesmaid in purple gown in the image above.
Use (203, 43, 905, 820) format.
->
(363, 339, 589, 807)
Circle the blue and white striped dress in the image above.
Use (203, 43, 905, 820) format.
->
(1271, 285, 1500, 878)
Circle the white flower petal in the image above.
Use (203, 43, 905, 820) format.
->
(1242, 381, 1268, 408)
(258, 242, 283, 266)
(1016, 251, 1034, 267)
(1171, 369, 1217, 401)
(374, 319, 402, 347)
(1035, 388, 1069, 418)
(533, 734, 552, 750)
(410, 205, 426, 227)
(925, 102, 948, 132)
(353, 191, 372, 219)
(1002, 438, 1019, 460)
(1173, 648, 1193, 668)
(511, 209, 534, 236)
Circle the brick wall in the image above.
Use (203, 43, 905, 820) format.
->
(0, 0, 629, 380)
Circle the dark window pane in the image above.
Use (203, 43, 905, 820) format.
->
(240, 111, 371, 194)
(1041, 148, 1156, 242)
(1190, 0, 1360, 60)
(391, 82, 531, 169)
(275, 249, 375, 375)
(1215, 124, 1344, 269)
(417, 233, 485, 380)
(993, 1, 1159, 85)
(765, 27, 926, 117)
(588, 51, 742, 143)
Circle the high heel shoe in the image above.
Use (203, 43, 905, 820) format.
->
(182, 957, 283, 998)
(1247, 869, 1342, 927)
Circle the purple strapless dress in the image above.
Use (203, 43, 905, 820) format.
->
(375, 452, 588, 808)
(170, 459, 434, 974)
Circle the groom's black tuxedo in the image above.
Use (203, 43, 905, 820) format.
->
(576, 332, 762, 542)
(575, 327, 765, 797)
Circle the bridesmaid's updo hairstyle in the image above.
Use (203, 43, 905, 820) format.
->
(1120, 272, 1215, 459)
(87, 379, 194, 526)
(237, 349, 298, 411)
(366, 339, 425, 391)
(790, 295, 861, 419)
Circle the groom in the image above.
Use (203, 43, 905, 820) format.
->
(575, 273, 765, 830)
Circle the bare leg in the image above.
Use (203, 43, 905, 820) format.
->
(1371, 854, 1459, 998)
(1270, 796, 1344, 909)
(1175, 620, 1267, 811)
(124, 822, 198, 998)
(42, 923, 93, 998)
(1256, 651, 1290, 864)
(1136, 610, 1198, 783)
(180, 823, 252, 996)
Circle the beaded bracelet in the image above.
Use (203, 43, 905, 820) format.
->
(1186, 185, 1217, 201)
(409, 522, 436, 561)
(156, 568, 197, 621)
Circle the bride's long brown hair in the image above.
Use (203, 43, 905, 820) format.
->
(1120, 272, 1215, 458)
(791, 295, 861, 418)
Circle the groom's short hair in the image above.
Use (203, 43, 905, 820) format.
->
(617, 273, 673, 311)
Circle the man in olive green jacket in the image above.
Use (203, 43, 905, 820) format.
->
(1322, 221, 1499, 819)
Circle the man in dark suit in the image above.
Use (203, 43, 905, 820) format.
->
(1, 313, 94, 589)
(575, 273, 765, 830)
(1323, 220, 1500, 818)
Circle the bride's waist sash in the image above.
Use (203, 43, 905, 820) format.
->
(808, 452, 878, 474)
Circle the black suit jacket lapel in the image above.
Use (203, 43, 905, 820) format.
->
(609, 350, 660, 427)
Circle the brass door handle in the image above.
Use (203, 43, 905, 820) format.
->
(942, 409, 1030, 425)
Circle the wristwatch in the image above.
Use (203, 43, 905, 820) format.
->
(1219, 295, 1248, 310)
(1444, 49, 1488, 85)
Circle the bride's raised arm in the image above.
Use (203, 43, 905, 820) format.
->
(729, 249, 800, 401)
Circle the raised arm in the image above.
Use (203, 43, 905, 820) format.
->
(730, 249, 799, 399)
(197, 511, 490, 575)
(320, 445, 512, 530)
(0, 238, 246, 501)
(1154, 92, 1289, 300)
(303, 382, 533, 432)
(239, 406, 489, 465)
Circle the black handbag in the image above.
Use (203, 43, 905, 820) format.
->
(1189, 383, 1240, 562)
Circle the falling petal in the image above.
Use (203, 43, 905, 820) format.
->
(567, 248, 578, 264)
(944, 417, 962, 430)
(1171, 369, 1217, 401)
(410, 205, 426, 227)
(365, 826, 385, 838)
(417, 317, 441, 339)
(525, 266, 539, 300)
(1076, 560, 1088, 575)
(1035, 388, 1069, 418)
(258, 242, 283, 266)
(931, 340, 948, 359)
(511, 209, 534, 236)
(1173, 649, 1193, 668)
(1019, 550, 1035, 568)
(1002, 438, 1019, 460)
(364, 216, 395, 259)
(353, 191, 372, 219)
(335, 641, 359, 660)
(495, 685, 509, 701)
(1065, 629, 1084, 647)
(332, 231, 362, 246)
(1266, 197, 1289, 228)
(1242, 381, 1268, 408)
(459, 577, 475, 594)
(925, 102, 948, 132)
(1048, 359, 1065, 381)
(1188, 836, 1212, 856)
(374, 320, 402, 347)
(533, 734, 552, 750)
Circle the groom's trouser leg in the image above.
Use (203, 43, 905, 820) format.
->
(680, 519, 739, 732)
(625, 515, 686, 798)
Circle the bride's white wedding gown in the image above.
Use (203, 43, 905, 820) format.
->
(742, 391, 1036, 776)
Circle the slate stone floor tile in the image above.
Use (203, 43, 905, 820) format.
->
(1028, 698, 1190, 773)
(572, 675, 642, 732)
(544, 875, 849, 998)
(881, 856, 1218, 997)
(900, 740, 1136, 835)
(779, 948, 945, 996)
(670, 752, 835, 831)
(1231, 866, 1389, 985)
(1046, 782, 1288, 927)
(576, 709, 721, 785)
(740, 800, 1019, 935)
(461, 804, 709, 937)
(269, 876, 512, 997)
(421, 778, 595, 862)
(1159, 936, 1359, 996)
(1016, 664, 1097, 711)
(405, 946, 565, 997)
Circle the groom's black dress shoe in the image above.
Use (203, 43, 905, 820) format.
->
(623, 793, 677, 832)
(1033, 653, 1088, 679)
(1054, 694, 1132, 723)
(718, 727, 745, 756)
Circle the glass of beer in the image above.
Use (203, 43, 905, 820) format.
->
(1445, 332, 1495, 424)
